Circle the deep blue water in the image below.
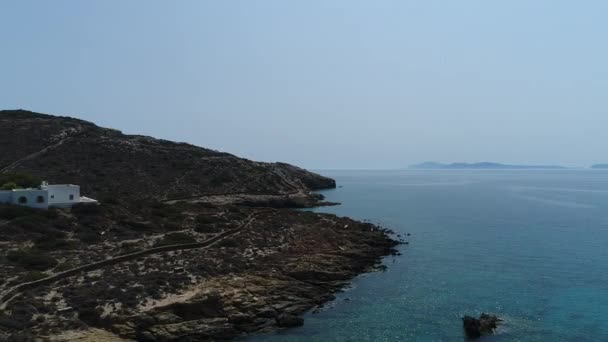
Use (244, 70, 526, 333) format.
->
(249, 170, 608, 341)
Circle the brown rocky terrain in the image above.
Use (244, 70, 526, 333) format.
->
(0, 110, 335, 203)
(0, 110, 401, 341)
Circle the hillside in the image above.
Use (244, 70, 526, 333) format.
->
(0, 110, 398, 341)
(0, 110, 335, 202)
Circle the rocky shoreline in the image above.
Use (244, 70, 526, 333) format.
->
(117, 230, 398, 341)
(0, 110, 401, 341)
(1, 202, 400, 341)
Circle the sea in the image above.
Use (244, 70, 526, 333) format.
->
(248, 169, 608, 341)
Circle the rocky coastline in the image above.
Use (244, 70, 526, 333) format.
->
(1, 202, 400, 341)
(113, 213, 399, 341)
(0, 110, 402, 341)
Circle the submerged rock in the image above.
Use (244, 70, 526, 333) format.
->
(276, 314, 304, 328)
(462, 313, 501, 339)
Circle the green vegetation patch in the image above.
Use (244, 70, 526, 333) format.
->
(217, 238, 239, 248)
(154, 232, 197, 247)
(0, 204, 36, 220)
(6, 248, 58, 271)
(20, 271, 48, 282)
(33, 236, 78, 251)
(118, 242, 142, 255)
(55, 262, 76, 272)
(0, 173, 42, 190)
(71, 203, 102, 216)
(12, 215, 66, 239)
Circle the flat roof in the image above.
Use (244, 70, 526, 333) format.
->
(4, 184, 79, 192)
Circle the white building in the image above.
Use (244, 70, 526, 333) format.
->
(0, 181, 98, 209)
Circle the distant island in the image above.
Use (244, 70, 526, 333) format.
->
(410, 162, 567, 170)
(591, 164, 608, 169)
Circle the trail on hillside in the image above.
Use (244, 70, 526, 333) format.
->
(0, 126, 86, 173)
(0, 210, 268, 309)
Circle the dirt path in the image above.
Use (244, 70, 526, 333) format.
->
(161, 171, 191, 201)
(160, 163, 305, 203)
(263, 163, 303, 192)
(0, 210, 269, 309)
(0, 126, 86, 173)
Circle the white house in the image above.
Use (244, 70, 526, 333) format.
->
(0, 181, 98, 209)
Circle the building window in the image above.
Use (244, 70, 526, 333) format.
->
(69, 194, 74, 200)
(50, 195, 54, 199)
(18, 196, 27, 204)
(36, 196, 45, 203)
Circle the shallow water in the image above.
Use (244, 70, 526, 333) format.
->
(247, 170, 608, 341)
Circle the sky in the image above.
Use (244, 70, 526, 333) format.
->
(1, 1, 607, 169)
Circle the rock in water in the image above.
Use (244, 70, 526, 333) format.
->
(276, 314, 304, 328)
(462, 313, 501, 339)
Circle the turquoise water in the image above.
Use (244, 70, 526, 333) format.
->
(249, 170, 608, 341)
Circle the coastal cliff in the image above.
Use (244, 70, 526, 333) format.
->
(0, 110, 398, 341)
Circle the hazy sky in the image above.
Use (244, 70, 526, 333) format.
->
(1, 1, 607, 169)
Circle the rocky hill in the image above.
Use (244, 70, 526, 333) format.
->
(0, 110, 399, 341)
(0, 110, 335, 202)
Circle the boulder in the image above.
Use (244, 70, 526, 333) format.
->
(111, 324, 136, 339)
(132, 314, 156, 328)
(166, 291, 225, 320)
(228, 312, 254, 324)
(462, 313, 501, 339)
(276, 314, 304, 328)
(149, 318, 237, 340)
(257, 307, 278, 318)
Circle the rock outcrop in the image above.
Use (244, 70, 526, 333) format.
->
(270, 162, 336, 190)
(462, 313, 501, 339)
(276, 313, 304, 327)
